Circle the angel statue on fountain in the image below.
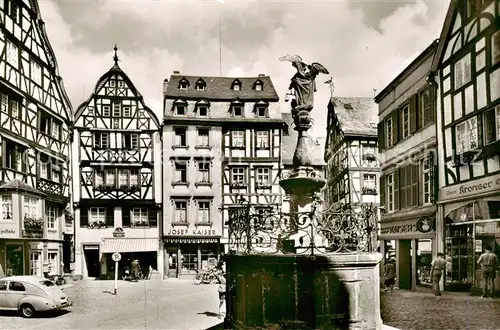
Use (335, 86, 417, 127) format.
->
(279, 54, 329, 113)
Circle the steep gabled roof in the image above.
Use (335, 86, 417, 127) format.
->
(329, 97, 378, 137)
(281, 113, 326, 167)
(164, 75, 279, 101)
(74, 62, 160, 128)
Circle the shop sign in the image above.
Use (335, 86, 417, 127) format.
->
(475, 240, 483, 253)
(165, 228, 217, 236)
(0, 228, 17, 238)
(416, 217, 435, 233)
(439, 173, 500, 202)
(113, 227, 125, 238)
(380, 219, 434, 237)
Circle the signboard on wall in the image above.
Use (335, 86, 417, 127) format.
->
(165, 228, 217, 236)
(0, 222, 18, 239)
(475, 240, 483, 253)
(439, 173, 500, 202)
(380, 218, 435, 239)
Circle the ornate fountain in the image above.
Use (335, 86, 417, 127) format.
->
(223, 56, 383, 330)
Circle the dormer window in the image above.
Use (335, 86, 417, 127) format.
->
(179, 78, 189, 90)
(254, 100, 269, 118)
(253, 80, 263, 91)
(173, 99, 188, 116)
(195, 100, 210, 117)
(231, 80, 242, 91)
(195, 79, 206, 91)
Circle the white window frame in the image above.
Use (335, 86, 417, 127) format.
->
(132, 208, 148, 226)
(175, 162, 187, 183)
(256, 131, 269, 148)
(89, 207, 105, 224)
(402, 105, 410, 139)
(31, 61, 42, 85)
(386, 173, 394, 212)
(51, 121, 60, 140)
(174, 201, 187, 223)
(198, 162, 210, 183)
(232, 105, 243, 116)
(24, 197, 38, 218)
(40, 160, 48, 179)
(363, 173, 376, 190)
(197, 201, 211, 224)
(197, 129, 209, 147)
(1, 93, 8, 113)
(1, 195, 13, 220)
(175, 105, 186, 115)
(117, 81, 124, 88)
(46, 205, 57, 229)
(386, 118, 393, 147)
(231, 167, 246, 183)
(198, 105, 208, 116)
(10, 100, 19, 119)
(123, 106, 131, 117)
(454, 53, 472, 90)
(105, 169, 115, 186)
(130, 170, 139, 186)
(455, 116, 478, 154)
(423, 158, 432, 205)
(94, 169, 104, 186)
(123, 133, 139, 149)
(102, 105, 111, 117)
(95, 133, 110, 149)
(256, 106, 267, 117)
(29, 252, 41, 276)
(109, 81, 116, 88)
(6, 41, 18, 68)
(118, 170, 128, 187)
(47, 252, 57, 275)
(179, 81, 189, 90)
(231, 131, 245, 147)
(174, 128, 187, 147)
(256, 167, 270, 185)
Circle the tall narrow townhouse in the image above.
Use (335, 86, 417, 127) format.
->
(375, 40, 439, 292)
(431, 0, 500, 294)
(0, 0, 73, 277)
(72, 49, 162, 280)
(162, 72, 282, 278)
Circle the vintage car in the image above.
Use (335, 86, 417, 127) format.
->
(0, 276, 72, 318)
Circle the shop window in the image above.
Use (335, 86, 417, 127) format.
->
(1, 195, 12, 220)
(30, 252, 41, 276)
(416, 239, 433, 286)
(48, 252, 57, 274)
(46, 205, 57, 229)
(6, 245, 24, 276)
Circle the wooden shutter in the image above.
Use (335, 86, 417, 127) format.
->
(377, 121, 385, 151)
(122, 207, 130, 227)
(105, 207, 114, 226)
(400, 167, 407, 209)
(149, 208, 158, 227)
(409, 95, 418, 133)
(392, 110, 399, 144)
(394, 169, 400, 211)
(80, 208, 88, 227)
(379, 174, 386, 209)
(411, 164, 419, 207)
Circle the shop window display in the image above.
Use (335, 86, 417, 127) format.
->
(6, 245, 24, 276)
(417, 239, 433, 286)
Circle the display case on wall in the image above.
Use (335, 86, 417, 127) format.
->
(445, 224, 474, 291)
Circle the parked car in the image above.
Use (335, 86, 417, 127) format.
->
(0, 276, 72, 318)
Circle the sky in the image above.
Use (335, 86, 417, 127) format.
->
(39, 0, 449, 138)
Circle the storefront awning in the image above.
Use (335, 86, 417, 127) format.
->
(100, 238, 158, 253)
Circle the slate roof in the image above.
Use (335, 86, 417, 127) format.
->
(329, 97, 378, 137)
(164, 74, 279, 101)
(281, 113, 326, 167)
(0, 179, 45, 196)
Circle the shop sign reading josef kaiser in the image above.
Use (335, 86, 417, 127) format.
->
(439, 173, 500, 202)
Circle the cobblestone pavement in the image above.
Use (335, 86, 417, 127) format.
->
(381, 289, 500, 330)
(0, 279, 222, 330)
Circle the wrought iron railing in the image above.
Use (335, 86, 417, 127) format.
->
(225, 196, 379, 255)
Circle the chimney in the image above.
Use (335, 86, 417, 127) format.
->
(258, 74, 265, 77)
(173, 70, 180, 75)
(163, 79, 169, 97)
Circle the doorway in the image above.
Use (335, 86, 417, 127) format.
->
(83, 246, 100, 278)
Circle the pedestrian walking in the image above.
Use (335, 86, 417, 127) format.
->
(383, 259, 396, 292)
(477, 245, 498, 299)
(430, 252, 447, 297)
(131, 259, 140, 282)
(216, 271, 227, 319)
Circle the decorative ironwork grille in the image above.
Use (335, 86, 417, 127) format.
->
(225, 196, 379, 255)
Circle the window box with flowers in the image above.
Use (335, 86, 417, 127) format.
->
(96, 184, 115, 193)
(362, 153, 377, 162)
(23, 216, 44, 238)
(255, 183, 272, 189)
(87, 221, 108, 229)
(231, 182, 248, 189)
(119, 184, 140, 193)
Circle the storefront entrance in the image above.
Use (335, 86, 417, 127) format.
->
(83, 245, 100, 278)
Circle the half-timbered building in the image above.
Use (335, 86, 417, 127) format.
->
(162, 72, 281, 278)
(375, 40, 439, 291)
(324, 97, 379, 207)
(0, 0, 73, 277)
(72, 48, 162, 280)
(431, 0, 500, 294)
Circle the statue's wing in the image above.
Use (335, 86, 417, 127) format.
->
(310, 62, 329, 74)
(279, 54, 303, 63)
